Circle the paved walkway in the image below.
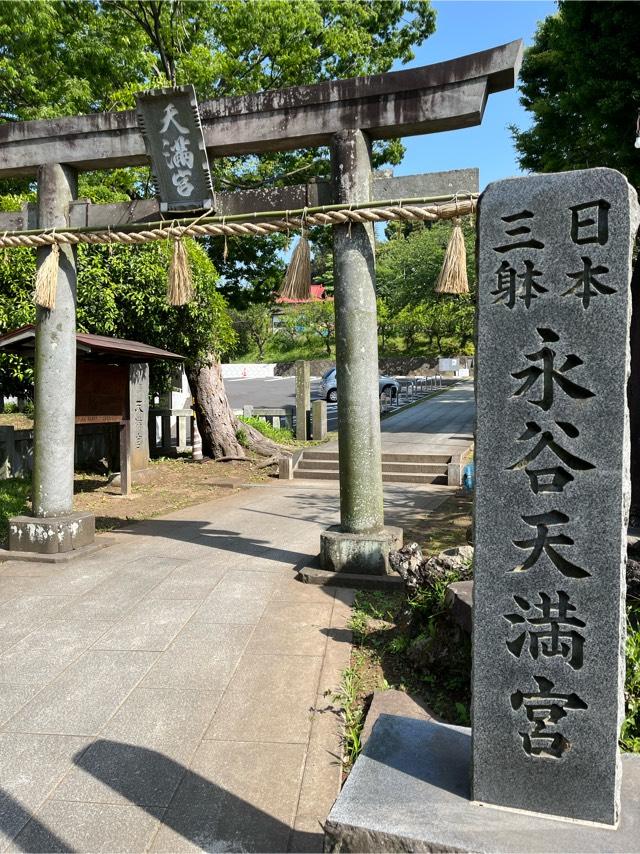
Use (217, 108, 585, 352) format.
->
(0, 479, 454, 852)
(323, 380, 475, 457)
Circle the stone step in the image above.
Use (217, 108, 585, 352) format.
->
(293, 469, 447, 485)
(382, 472, 447, 484)
(302, 450, 451, 464)
(303, 450, 340, 461)
(382, 452, 451, 464)
(383, 462, 448, 474)
(293, 469, 339, 481)
(297, 459, 447, 475)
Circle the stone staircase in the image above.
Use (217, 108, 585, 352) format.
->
(293, 448, 451, 485)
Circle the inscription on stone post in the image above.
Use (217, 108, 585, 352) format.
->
(473, 168, 639, 826)
(128, 363, 150, 472)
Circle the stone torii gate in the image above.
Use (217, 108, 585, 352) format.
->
(0, 40, 522, 562)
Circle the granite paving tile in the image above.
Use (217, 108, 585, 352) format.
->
(30, 565, 118, 597)
(245, 601, 333, 657)
(207, 569, 280, 600)
(101, 687, 222, 744)
(51, 738, 193, 808)
(4, 650, 158, 736)
(0, 732, 90, 846)
(119, 554, 190, 579)
(290, 701, 344, 853)
(204, 654, 322, 744)
(148, 563, 225, 600)
(0, 684, 40, 727)
(53, 571, 161, 622)
(0, 619, 112, 685)
(7, 801, 161, 853)
(93, 599, 200, 651)
(189, 592, 267, 626)
(270, 579, 337, 604)
(141, 622, 250, 691)
(0, 596, 77, 632)
(150, 741, 306, 853)
(0, 626, 37, 656)
(53, 677, 216, 809)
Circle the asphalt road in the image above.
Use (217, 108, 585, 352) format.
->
(224, 375, 340, 430)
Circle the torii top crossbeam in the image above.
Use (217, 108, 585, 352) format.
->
(0, 41, 522, 178)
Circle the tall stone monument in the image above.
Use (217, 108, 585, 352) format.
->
(324, 169, 640, 852)
(474, 168, 639, 825)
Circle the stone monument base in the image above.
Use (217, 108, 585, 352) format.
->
(2, 512, 107, 563)
(324, 715, 640, 853)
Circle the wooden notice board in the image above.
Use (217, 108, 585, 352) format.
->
(75, 362, 128, 425)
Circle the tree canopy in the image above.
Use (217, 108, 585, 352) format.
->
(512, 1, 640, 189)
(0, 0, 438, 399)
(0, 239, 234, 396)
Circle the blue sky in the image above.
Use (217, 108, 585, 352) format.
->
(393, 0, 557, 190)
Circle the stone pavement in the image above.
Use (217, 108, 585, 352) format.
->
(0, 478, 455, 852)
(322, 380, 475, 458)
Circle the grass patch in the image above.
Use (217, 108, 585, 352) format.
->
(240, 416, 295, 444)
(0, 477, 30, 546)
(341, 491, 472, 764)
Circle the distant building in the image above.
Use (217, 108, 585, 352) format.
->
(274, 283, 332, 306)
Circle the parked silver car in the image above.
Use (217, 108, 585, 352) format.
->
(320, 367, 400, 403)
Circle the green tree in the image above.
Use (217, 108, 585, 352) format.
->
(232, 304, 273, 360)
(299, 300, 335, 355)
(376, 220, 476, 355)
(0, 239, 235, 396)
(271, 309, 301, 353)
(376, 297, 393, 351)
(377, 220, 476, 313)
(392, 305, 422, 352)
(512, 2, 640, 189)
(0, 0, 437, 454)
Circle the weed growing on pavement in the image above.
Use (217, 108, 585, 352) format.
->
(333, 664, 366, 770)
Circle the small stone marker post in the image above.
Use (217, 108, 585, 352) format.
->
(295, 360, 311, 441)
(312, 399, 327, 441)
(474, 168, 639, 826)
(128, 363, 149, 472)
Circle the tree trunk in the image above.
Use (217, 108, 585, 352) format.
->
(187, 358, 245, 459)
(186, 356, 288, 460)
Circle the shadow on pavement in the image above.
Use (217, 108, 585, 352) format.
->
(0, 788, 73, 852)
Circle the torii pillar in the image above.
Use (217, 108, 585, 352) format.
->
(8, 165, 97, 559)
(318, 130, 402, 575)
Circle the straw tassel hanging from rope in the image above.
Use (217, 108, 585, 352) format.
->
(278, 231, 311, 301)
(34, 242, 60, 310)
(435, 218, 469, 295)
(167, 238, 194, 305)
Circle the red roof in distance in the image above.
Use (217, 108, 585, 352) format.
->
(275, 283, 333, 305)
